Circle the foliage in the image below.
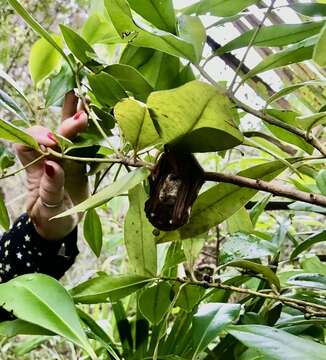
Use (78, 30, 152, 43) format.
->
(0, 0, 325, 359)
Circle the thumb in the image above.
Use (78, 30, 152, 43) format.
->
(39, 160, 65, 208)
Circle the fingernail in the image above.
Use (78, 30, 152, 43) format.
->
(44, 163, 55, 177)
(40, 144, 47, 152)
(73, 111, 85, 120)
(47, 132, 57, 143)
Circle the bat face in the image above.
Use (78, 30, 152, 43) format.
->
(145, 149, 204, 231)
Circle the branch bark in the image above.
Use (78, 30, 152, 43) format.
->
(204, 171, 326, 207)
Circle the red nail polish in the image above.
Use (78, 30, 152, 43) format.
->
(44, 163, 55, 177)
(47, 132, 57, 142)
(73, 111, 84, 120)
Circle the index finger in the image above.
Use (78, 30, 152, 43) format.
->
(61, 90, 78, 121)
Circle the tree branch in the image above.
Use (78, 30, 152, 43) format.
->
(204, 171, 326, 207)
(161, 277, 326, 317)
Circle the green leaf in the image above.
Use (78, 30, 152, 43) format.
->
(228, 324, 326, 360)
(52, 167, 150, 218)
(290, 231, 326, 260)
(60, 24, 96, 65)
(267, 80, 326, 105)
(249, 194, 272, 226)
(175, 284, 204, 313)
(181, 0, 258, 17)
(120, 45, 181, 91)
(226, 207, 253, 234)
(221, 259, 280, 290)
(0, 192, 10, 231)
(217, 22, 324, 55)
(45, 63, 75, 107)
(159, 160, 286, 242)
(114, 98, 160, 151)
(314, 23, 326, 66)
(104, 64, 153, 102)
(70, 273, 152, 303)
(104, 0, 197, 62)
(178, 15, 206, 62)
(147, 80, 243, 152)
(0, 274, 96, 358)
(265, 109, 314, 154)
(242, 37, 316, 81)
(82, 13, 118, 44)
(83, 208, 103, 257)
(0, 118, 39, 149)
(0, 69, 31, 111)
(316, 169, 326, 195)
(192, 303, 241, 357)
(297, 111, 326, 133)
(290, 3, 326, 17)
(287, 273, 326, 290)
(183, 237, 205, 268)
(300, 255, 326, 276)
(220, 233, 275, 264)
(0, 319, 53, 337)
(138, 282, 172, 324)
(124, 184, 157, 276)
(127, 0, 176, 33)
(0, 89, 27, 120)
(29, 34, 63, 86)
(88, 72, 127, 107)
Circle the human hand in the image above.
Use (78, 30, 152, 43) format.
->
(15, 91, 89, 241)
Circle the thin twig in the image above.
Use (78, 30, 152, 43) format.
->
(0, 154, 45, 180)
(204, 171, 326, 207)
(161, 277, 326, 317)
(231, 0, 276, 93)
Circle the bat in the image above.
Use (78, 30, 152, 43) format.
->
(145, 147, 204, 231)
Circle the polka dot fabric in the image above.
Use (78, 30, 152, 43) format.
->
(0, 213, 79, 283)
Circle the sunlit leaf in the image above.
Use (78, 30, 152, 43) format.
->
(83, 208, 103, 257)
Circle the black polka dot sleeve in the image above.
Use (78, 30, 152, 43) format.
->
(0, 213, 79, 283)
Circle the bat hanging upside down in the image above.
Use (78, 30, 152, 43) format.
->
(145, 148, 204, 231)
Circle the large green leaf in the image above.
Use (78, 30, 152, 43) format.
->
(147, 80, 243, 152)
(297, 111, 326, 133)
(114, 98, 160, 151)
(124, 185, 157, 276)
(265, 109, 314, 154)
(316, 169, 326, 195)
(52, 168, 150, 218)
(242, 37, 316, 81)
(0, 193, 10, 231)
(178, 15, 206, 62)
(120, 46, 181, 90)
(313, 23, 326, 66)
(83, 208, 103, 257)
(221, 259, 280, 290)
(287, 273, 326, 290)
(0, 118, 39, 149)
(290, 231, 326, 260)
(217, 22, 324, 55)
(7, 0, 70, 65)
(290, 3, 326, 17)
(88, 72, 127, 107)
(127, 0, 176, 33)
(0, 274, 96, 358)
(175, 284, 204, 313)
(45, 63, 75, 107)
(29, 34, 63, 86)
(104, 64, 153, 102)
(138, 282, 172, 324)
(82, 13, 118, 44)
(181, 0, 259, 17)
(228, 324, 326, 360)
(192, 303, 241, 357)
(267, 80, 326, 105)
(159, 161, 286, 242)
(104, 0, 198, 62)
(70, 273, 152, 303)
(0, 320, 53, 337)
(60, 24, 96, 65)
